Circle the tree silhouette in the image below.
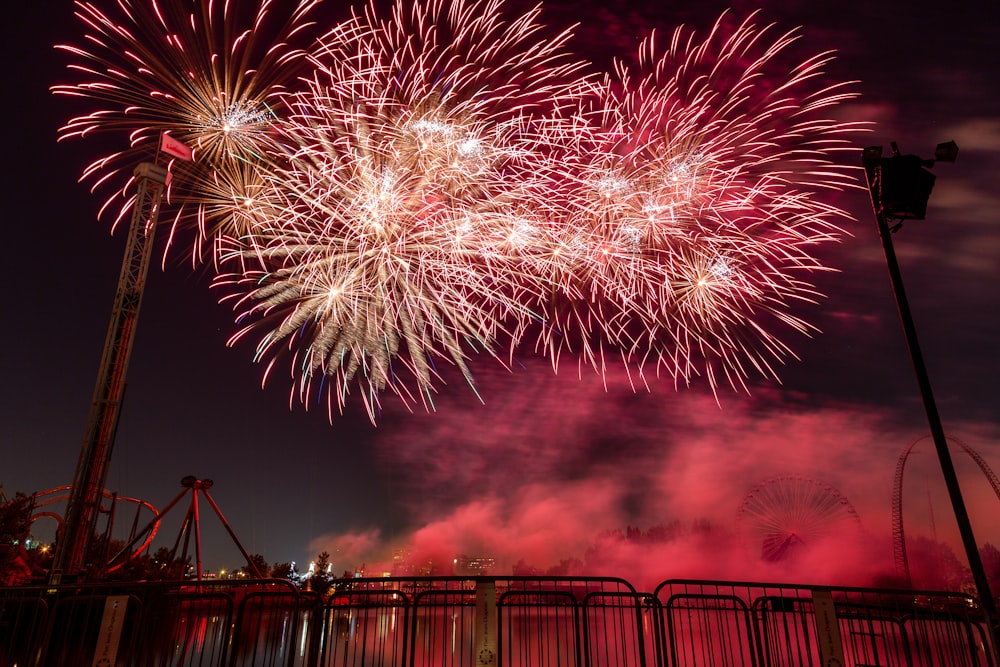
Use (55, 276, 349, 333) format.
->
(310, 551, 333, 595)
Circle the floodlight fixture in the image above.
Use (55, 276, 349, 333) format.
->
(934, 140, 959, 163)
(862, 141, 958, 222)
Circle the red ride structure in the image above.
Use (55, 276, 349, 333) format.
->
(50, 161, 169, 581)
(892, 436, 1000, 586)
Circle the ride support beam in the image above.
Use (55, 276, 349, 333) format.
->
(52, 163, 168, 581)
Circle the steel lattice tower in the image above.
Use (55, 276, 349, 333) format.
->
(52, 162, 169, 580)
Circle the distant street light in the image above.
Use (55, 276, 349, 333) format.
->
(862, 141, 998, 646)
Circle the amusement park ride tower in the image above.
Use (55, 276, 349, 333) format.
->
(50, 148, 177, 581)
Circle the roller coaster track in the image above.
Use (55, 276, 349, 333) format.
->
(892, 435, 1000, 585)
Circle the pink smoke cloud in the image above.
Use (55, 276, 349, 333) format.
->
(301, 360, 999, 591)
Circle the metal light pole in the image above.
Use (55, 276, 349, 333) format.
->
(862, 141, 998, 639)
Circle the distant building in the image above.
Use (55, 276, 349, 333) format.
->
(391, 547, 415, 576)
(453, 555, 496, 576)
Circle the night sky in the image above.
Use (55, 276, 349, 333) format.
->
(3, 0, 998, 586)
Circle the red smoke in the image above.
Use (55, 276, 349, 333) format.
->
(309, 360, 1000, 591)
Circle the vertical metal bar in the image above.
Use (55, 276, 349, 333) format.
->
(202, 489, 264, 577)
(192, 488, 203, 583)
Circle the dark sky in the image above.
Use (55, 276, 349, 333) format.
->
(2, 0, 998, 585)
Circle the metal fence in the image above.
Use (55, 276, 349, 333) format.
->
(0, 576, 994, 666)
(653, 580, 995, 667)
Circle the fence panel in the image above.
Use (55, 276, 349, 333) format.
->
(661, 593, 759, 667)
(290, 592, 324, 667)
(903, 612, 994, 667)
(319, 588, 410, 667)
(499, 590, 579, 667)
(131, 590, 234, 667)
(754, 595, 820, 667)
(826, 589, 993, 667)
(581, 591, 647, 667)
(410, 587, 478, 667)
(230, 590, 309, 667)
(654, 581, 996, 667)
(39, 593, 141, 667)
(836, 601, 909, 667)
(0, 594, 48, 667)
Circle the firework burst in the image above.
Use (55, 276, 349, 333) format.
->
(53, 0, 327, 263)
(216, 0, 590, 421)
(522, 11, 866, 391)
(56, 0, 866, 422)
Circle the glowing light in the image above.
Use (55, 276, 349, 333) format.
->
(520, 10, 864, 393)
(204, 101, 272, 138)
(53, 0, 326, 262)
(216, 0, 587, 422)
(57, 0, 864, 421)
(595, 173, 632, 198)
(709, 257, 735, 280)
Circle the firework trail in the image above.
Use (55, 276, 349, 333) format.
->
(216, 0, 590, 421)
(56, 0, 864, 423)
(521, 12, 866, 391)
(53, 0, 327, 264)
(219, 5, 864, 422)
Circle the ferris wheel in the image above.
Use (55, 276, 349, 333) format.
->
(737, 475, 862, 562)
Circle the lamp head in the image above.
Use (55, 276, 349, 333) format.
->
(864, 141, 958, 220)
(881, 155, 936, 220)
(862, 145, 883, 167)
(934, 140, 959, 163)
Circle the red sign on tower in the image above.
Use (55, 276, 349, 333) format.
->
(160, 132, 194, 161)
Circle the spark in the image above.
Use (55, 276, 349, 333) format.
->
(216, 0, 588, 422)
(57, 0, 866, 422)
(53, 0, 327, 264)
(520, 11, 865, 393)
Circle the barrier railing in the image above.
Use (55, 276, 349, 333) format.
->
(0, 576, 993, 666)
(651, 580, 995, 667)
